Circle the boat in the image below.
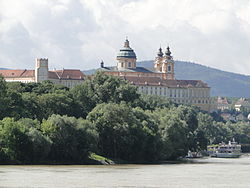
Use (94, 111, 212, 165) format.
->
(208, 139, 242, 158)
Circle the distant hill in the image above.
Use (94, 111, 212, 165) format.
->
(0, 68, 7, 70)
(83, 60, 250, 98)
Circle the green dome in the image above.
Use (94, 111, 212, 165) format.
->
(117, 39, 137, 59)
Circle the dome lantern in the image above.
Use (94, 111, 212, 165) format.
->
(116, 38, 137, 59)
(117, 38, 137, 69)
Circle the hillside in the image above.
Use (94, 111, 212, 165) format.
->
(83, 61, 250, 97)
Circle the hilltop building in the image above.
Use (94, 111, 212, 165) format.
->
(99, 39, 214, 111)
(0, 58, 85, 88)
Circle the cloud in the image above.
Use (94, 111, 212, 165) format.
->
(1, 0, 250, 75)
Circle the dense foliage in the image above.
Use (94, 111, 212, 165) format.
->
(0, 72, 250, 164)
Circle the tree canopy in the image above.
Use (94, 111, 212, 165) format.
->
(0, 73, 249, 164)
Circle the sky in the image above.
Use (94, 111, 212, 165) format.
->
(1, 0, 250, 75)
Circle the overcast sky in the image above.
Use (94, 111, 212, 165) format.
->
(1, 0, 250, 75)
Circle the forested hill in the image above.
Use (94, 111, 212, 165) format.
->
(83, 61, 250, 98)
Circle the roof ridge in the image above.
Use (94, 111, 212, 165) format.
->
(55, 71, 61, 79)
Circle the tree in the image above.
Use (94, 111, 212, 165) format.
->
(0, 118, 33, 163)
(0, 76, 8, 120)
(87, 103, 135, 160)
(151, 108, 188, 160)
(26, 81, 68, 94)
(71, 72, 141, 118)
(197, 113, 215, 144)
(4, 90, 25, 120)
(70, 80, 96, 118)
(27, 127, 52, 162)
(38, 92, 75, 119)
(21, 93, 41, 120)
(41, 114, 98, 162)
(139, 95, 174, 111)
(87, 103, 162, 162)
(197, 113, 233, 145)
(132, 107, 162, 162)
(174, 105, 200, 151)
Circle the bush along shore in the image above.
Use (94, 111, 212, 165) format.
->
(0, 72, 250, 165)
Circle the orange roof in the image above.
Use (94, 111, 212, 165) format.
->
(49, 69, 85, 80)
(123, 76, 209, 88)
(0, 69, 85, 80)
(0, 70, 35, 78)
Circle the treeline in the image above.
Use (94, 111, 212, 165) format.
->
(0, 72, 250, 164)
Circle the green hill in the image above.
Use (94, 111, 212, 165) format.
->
(83, 60, 250, 97)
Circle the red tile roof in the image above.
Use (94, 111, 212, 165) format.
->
(123, 76, 209, 88)
(0, 69, 85, 80)
(0, 70, 35, 78)
(49, 69, 85, 80)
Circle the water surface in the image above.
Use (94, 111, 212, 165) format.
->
(1, 155, 250, 188)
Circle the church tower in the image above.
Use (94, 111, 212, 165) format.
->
(117, 38, 137, 69)
(154, 47, 164, 72)
(35, 58, 48, 82)
(154, 46, 175, 80)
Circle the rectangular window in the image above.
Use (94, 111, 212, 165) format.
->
(168, 65, 171, 72)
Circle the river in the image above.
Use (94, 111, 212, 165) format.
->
(1, 154, 250, 188)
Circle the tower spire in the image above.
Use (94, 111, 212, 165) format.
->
(124, 37, 130, 48)
(157, 46, 163, 57)
(165, 46, 172, 59)
(100, 60, 104, 68)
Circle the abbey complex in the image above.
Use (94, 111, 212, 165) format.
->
(99, 39, 213, 111)
(0, 39, 214, 111)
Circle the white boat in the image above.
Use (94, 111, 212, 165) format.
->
(209, 140, 242, 158)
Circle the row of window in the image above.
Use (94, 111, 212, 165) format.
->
(139, 86, 209, 98)
(8, 80, 34, 83)
(60, 81, 81, 88)
(120, 62, 134, 68)
(171, 99, 210, 104)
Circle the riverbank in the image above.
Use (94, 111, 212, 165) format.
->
(0, 152, 185, 165)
